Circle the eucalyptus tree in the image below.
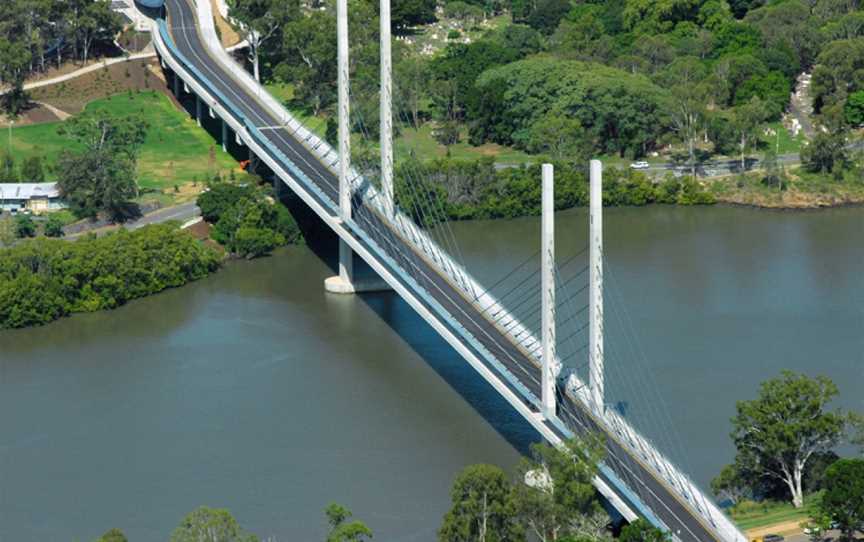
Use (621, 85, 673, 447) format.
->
(227, 0, 299, 82)
(728, 371, 848, 508)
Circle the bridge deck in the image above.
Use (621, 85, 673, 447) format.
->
(161, 2, 723, 540)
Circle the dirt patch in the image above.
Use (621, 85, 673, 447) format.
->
(0, 103, 61, 126)
(184, 219, 212, 240)
(117, 29, 153, 54)
(162, 181, 208, 204)
(29, 58, 170, 115)
(211, 0, 242, 47)
(746, 520, 804, 538)
(715, 187, 864, 208)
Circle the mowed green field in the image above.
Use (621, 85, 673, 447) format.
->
(6, 91, 237, 191)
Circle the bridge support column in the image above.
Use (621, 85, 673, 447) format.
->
(173, 71, 180, 97)
(541, 163, 556, 418)
(380, 0, 394, 218)
(221, 119, 228, 153)
(195, 95, 202, 127)
(589, 159, 605, 413)
(326, 0, 358, 294)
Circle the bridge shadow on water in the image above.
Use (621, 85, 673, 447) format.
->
(282, 192, 541, 455)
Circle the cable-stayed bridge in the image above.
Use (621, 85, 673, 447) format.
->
(141, 0, 747, 540)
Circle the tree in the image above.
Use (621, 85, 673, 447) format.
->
(391, 0, 437, 29)
(811, 38, 864, 112)
(325, 503, 373, 542)
(526, 114, 590, 161)
(20, 155, 44, 182)
(668, 84, 708, 179)
(801, 133, 848, 175)
(14, 214, 35, 238)
(227, 0, 297, 82)
(730, 371, 847, 508)
(58, 111, 147, 161)
(852, 413, 864, 455)
(278, 10, 335, 115)
(0, 36, 31, 115)
(43, 214, 65, 237)
(620, 519, 670, 542)
(395, 53, 430, 128)
(170, 506, 258, 542)
(710, 463, 750, 505)
(57, 148, 139, 220)
(198, 182, 258, 223)
(438, 464, 523, 542)
(0, 215, 15, 247)
(844, 90, 864, 127)
(0, 151, 17, 182)
(730, 96, 770, 170)
(819, 459, 864, 540)
(67, 0, 121, 65)
(94, 528, 128, 542)
(512, 436, 606, 542)
(525, 0, 571, 34)
(56, 111, 147, 221)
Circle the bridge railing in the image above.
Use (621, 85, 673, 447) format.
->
(158, 8, 744, 541)
(189, 0, 554, 363)
(564, 375, 746, 542)
(153, 16, 544, 414)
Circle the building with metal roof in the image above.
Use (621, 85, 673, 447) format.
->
(0, 183, 65, 214)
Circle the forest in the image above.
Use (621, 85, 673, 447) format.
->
(0, 0, 122, 114)
(229, 0, 864, 178)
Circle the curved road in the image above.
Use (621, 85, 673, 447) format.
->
(160, 2, 729, 540)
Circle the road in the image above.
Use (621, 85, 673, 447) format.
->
(159, 1, 731, 540)
(64, 201, 200, 239)
(126, 201, 200, 229)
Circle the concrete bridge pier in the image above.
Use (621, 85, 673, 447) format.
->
(325, 0, 390, 295)
(221, 119, 228, 153)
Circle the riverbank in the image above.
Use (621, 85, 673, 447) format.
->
(0, 223, 221, 329)
(708, 167, 864, 209)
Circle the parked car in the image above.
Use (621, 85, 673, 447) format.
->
(630, 161, 650, 169)
(762, 534, 784, 542)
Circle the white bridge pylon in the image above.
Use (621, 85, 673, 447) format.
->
(540, 161, 605, 418)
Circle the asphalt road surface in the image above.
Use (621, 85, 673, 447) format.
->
(160, 1, 736, 539)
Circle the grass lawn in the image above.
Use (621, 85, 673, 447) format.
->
(730, 496, 821, 532)
(5, 91, 238, 194)
(760, 121, 807, 155)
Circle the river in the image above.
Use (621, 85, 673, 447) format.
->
(1, 205, 862, 541)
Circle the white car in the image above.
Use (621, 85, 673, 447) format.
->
(630, 161, 650, 170)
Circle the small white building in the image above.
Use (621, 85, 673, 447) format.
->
(0, 183, 65, 214)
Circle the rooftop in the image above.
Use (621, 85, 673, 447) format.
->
(0, 183, 61, 200)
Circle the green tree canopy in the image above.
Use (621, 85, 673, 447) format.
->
(227, 0, 299, 82)
(325, 503, 373, 542)
(729, 371, 848, 508)
(811, 38, 864, 112)
(619, 519, 670, 542)
(438, 464, 522, 542)
(55, 111, 148, 221)
(512, 436, 606, 541)
(170, 506, 258, 542)
(471, 57, 669, 158)
(94, 528, 128, 542)
(819, 459, 864, 540)
(844, 90, 864, 127)
(21, 156, 45, 182)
